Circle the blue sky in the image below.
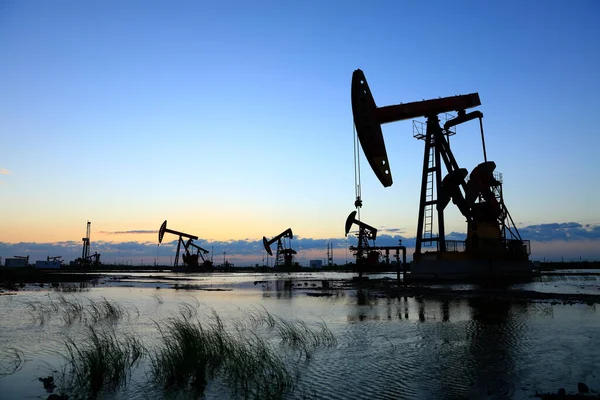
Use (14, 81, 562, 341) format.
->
(1, 1, 599, 264)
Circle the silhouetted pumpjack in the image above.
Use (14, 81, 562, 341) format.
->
(344, 211, 407, 277)
(350, 69, 530, 275)
(183, 238, 213, 269)
(262, 228, 296, 268)
(158, 220, 206, 268)
(344, 211, 379, 277)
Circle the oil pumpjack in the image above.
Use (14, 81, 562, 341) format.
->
(262, 228, 296, 268)
(351, 69, 535, 280)
(344, 211, 379, 277)
(158, 220, 212, 270)
(184, 238, 213, 269)
(345, 211, 407, 277)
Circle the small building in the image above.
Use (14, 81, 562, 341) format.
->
(5, 257, 28, 267)
(35, 260, 62, 269)
(309, 260, 323, 268)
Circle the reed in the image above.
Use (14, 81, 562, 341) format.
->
(26, 296, 128, 326)
(150, 292, 164, 304)
(0, 347, 23, 376)
(177, 301, 198, 319)
(150, 313, 294, 399)
(87, 297, 126, 324)
(54, 282, 89, 292)
(62, 327, 143, 398)
(58, 296, 85, 325)
(244, 307, 337, 359)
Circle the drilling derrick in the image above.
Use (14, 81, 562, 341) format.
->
(262, 228, 296, 268)
(75, 221, 101, 266)
(82, 221, 91, 261)
(350, 69, 534, 280)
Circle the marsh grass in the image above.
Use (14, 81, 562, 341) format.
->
(46, 302, 334, 399)
(62, 327, 143, 398)
(27, 298, 56, 325)
(150, 293, 164, 304)
(58, 296, 85, 325)
(55, 282, 89, 292)
(26, 296, 129, 326)
(87, 297, 127, 324)
(178, 302, 198, 319)
(0, 347, 24, 376)
(150, 311, 294, 399)
(244, 306, 337, 359)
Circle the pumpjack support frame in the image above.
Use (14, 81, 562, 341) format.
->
(350, 69, 533, 280)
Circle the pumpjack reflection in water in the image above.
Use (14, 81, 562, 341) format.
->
(256, 279, 295, 299)
(465, 298, 528, 398)
(256, 279, 343, 300)
(411, 297, 527, 399)
(346, 291, 529, 397)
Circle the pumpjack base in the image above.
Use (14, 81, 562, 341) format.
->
(408, 252, 540, 282)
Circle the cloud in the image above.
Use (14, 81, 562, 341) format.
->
(100, 230, 159, 235)
(2, 222, 599, 266)
(517, 222, 600, 242)
(0, 169, 9, 175)
(377, 227, 406, 234)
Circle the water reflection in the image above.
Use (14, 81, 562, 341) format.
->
(464, 298, 526, 398)
(341, 292, 534, 398)
(2, 273, 599, 400)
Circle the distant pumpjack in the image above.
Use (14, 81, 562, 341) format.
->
(158, 220, 200, 268)
(183, 238, 213, 269)
(351, 69, 531, 280)
(262, 228, 296, 268)
(344, 211, 379, 277)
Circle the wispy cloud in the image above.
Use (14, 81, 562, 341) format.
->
(100, 230, 159, 235)
(0, 169, 10, 175)
(378, 227, 406, 234)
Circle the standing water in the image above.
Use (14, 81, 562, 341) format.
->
(1, 271, 599, 399)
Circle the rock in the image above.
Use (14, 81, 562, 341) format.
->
(578, 382, 589, 394)
(39, 376, 56, 392)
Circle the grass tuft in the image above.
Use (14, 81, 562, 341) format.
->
(27, 295, 128, 326)
(62, 327, 143, 398)
(0, 347, 24, 376)
(245, 307, 337, 359)
(87, 297, 126, 324)
(150, 313, 294, 399)
(150, 293, 164, 304)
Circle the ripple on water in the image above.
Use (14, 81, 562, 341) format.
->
(1, 279, 600, 399)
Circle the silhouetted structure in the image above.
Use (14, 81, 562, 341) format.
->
(158, 220, 211, 269)
(351, 69, 535, 280)
(344, 211, 406, 278)
(73, 221, 101, 266)
(262, 228, 296, 268)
